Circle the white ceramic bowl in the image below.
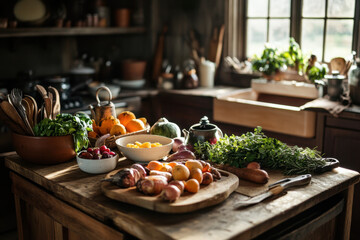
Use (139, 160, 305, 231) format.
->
(76, 153, 119, 174)
(115, 134, 173, 162)
(112, 79, 146, 89)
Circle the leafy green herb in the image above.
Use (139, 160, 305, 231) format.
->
(307, 65, 327, 83)
(34, 113, 93, 152)
(194, 127, 326, 175)
(252, 46, 286, 76)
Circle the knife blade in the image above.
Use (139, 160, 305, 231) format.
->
(234, 174, 312, 209)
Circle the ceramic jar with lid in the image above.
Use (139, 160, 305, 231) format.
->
(325, 71, 345, 101)
(183, 116, 223, 147)
(349, 61, 360, 105)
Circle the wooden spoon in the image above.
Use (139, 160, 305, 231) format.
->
(0, 105, 26, 134)
(35, 84, 52, 119)
(48, 86, 60, 118)
(21, 98, 33, 128)
(24, 95, 38, 125)
(0, 100, 30, 135)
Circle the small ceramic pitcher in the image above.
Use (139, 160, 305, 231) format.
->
(183, 116, 223, 146)
(89, 86, 116, 125)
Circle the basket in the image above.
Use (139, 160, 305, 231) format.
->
(89, 124, 150, 149)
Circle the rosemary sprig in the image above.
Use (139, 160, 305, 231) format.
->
(194, 127, 326, 175)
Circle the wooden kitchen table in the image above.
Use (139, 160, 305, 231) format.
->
(4, 154, 360, 240)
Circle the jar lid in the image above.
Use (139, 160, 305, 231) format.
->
(191, 116, 217, 130)
(325, 71, 345, 80)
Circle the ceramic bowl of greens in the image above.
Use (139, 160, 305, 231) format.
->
(12, 133, 76, 164)
(12, 113, 93, 165)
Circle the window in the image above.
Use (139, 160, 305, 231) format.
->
(246, 0, 290, 57)
(233, 0, 360, 62)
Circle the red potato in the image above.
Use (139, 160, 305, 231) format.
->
(201, 172, 213, 185)
(150, 170, 172, 182)
(219, 165, 269, 184)
(131, 164, 147, 179)
(168, 180, 185, 194)
(247, 162, 261, 170)
(137, 175, 168, 195)
(160, 185, 181, 202)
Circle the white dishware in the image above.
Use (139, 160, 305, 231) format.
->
(112, 79, 146, 89)
(76, 154, 119, 174)
(115, 134, 173, 162)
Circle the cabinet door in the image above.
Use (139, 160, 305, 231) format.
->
(324, 127, 360, 240)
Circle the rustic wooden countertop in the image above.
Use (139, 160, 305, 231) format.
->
(4, 154, 360, 240)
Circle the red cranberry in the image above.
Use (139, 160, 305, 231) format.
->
(92, 153, 102, 159)
(100, 145, 109, 153)
(102, 152, 111, 158)
(93, 148, 100, 155)
(79, 152, 93, 159)
(87, 148, 93, 153)
(109, 151, 116, 156)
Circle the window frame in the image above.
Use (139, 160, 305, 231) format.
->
(225, 0, 360, 62)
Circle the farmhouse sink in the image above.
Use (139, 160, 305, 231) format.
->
(213, 89, 316, 138)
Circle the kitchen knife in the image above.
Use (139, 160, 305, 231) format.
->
(234, 174, 311, 209)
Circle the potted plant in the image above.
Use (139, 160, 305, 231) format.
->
(280, 38, 304, 74)
(252, 46, 285, 81)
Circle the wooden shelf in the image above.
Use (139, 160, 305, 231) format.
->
(0, 27, 146, 38)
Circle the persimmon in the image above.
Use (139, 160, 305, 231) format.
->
(117, 111, 136, 126)
(125, 119, 145, 133)
(147, 161, 164, 171)
(99, 117, 120, 135)
(185, 179, 200, 193)
(110, 124, 126, 136)
(138, 117, 147, 125)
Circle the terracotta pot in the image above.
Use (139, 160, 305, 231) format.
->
(115, 8, 130, 27)
(121, 59, 147, 80)
(12, 133, 76, 164)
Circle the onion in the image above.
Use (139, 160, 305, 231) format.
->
(172, 137, 185, 152)
(95, 133, 110, 147)
(165, 149, 196, 162)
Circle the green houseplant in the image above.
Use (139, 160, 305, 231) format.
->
(280, 38, 305, 74)
(252, 46, 286, 80)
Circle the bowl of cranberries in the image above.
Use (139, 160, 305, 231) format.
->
(76, 145, 119, 174)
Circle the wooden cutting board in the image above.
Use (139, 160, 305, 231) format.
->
(101, 169, 239, 213)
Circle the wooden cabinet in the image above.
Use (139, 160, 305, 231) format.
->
(322, 113, 360, 240)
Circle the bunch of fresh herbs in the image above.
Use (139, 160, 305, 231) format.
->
(194, 127, 326, 175)
(34, 113, 93, 152)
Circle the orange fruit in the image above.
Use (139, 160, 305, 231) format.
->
(110, 124, 126, 136)
(117, 111, 136, 126)
(185, 160, 203, 171)
(185, 179, 200, 193)
(99, 117, 120, 135)
(159, 164, 172, 173)
(92, 119, 101, 136)
(172, 164, 190, 181)
(147, 161, 164, 171)
(166, 162, 178, 168)
(88, 131, 98, 138)
(125, 119, 145, 133)
(190, 168, 203, 184)
(138, 117, 147, 126)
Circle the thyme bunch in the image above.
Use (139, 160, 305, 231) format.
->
(194, 127, 325, 175)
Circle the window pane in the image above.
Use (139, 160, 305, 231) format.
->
(301, 19, 324, 59)
(324, 20, 353, 61)
(269, 19, 290, 49)
(270, 0, 290, 17)
(302, 0, 325, 17)
(248, 0, 268, 17)
(327, 0, 355, 17)
(247, 19, 267, 57)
